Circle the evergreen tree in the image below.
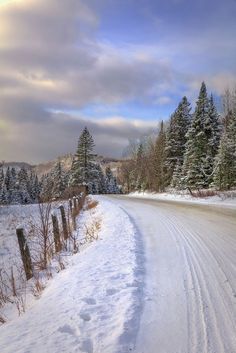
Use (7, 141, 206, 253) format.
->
(51, 160, 66, 198)
(171, 160, 184, 189)
(105, 166, 120, 194)
(8, 168, 18, 203)
(202, 94, 222, 185)
(134, 143, 147, 191)
(40, 173, 54, 200)
(31, 173, 40, 201)
(183, 82, 211, 188)
(165, 96, 191, 186)
(93, 164, 106, 194)
(4, 167, 11, 192)
(153, 121, 166, 192)
(0, 182, 8, 204)
(0, 168, 4, 189)
(69, 127, 97, 188)
(213, 110, 236, 189)
(18, 167, 31, 204)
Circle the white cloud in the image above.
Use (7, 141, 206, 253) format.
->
(0, 0, 235, 162)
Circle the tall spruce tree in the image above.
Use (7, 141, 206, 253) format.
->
(213, 110, 236, 189)
(183, 82, 211, 188)
(104, 166, 120, 194)
(51, 160, 66, 198)
(135, 143, 147, 191)
(93, 164, 106, 194)
(18, 167, 31, 204)
(69, 127, 97, 188)
(165, 96, 191, 186)
(202, 94, 222, 185)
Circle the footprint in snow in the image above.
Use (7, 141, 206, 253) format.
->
(57, 324, 78, 336)
(80, 338, 93, 353)
(82, 297, 96, 305)
(80, 312, 91, 322)
(106, 288, 118, 296)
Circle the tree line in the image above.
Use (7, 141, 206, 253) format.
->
(0, 167, 40, 204)
(0, 127, 120, 205)
(120, 83, 236, 193)
(40, 128, 120, 200)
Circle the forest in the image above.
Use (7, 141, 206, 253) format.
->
(120, 83, 236, 193)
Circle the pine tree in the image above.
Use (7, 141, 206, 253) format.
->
(171, 160, 184, 189)
(0, 168, 4, 189)
(153, 121, 166, 192)
(202, 94, 222, 185)
(4, 167, 11, 192)
(69, 127, 97, 188)
(18, 167, 31, 204)
(213, 134, 234, 189)
(165, 96, 191, 186)
(135, 143, 147, 191)
(31, 173, 40, 201)
(105, 166, 120, 194)
(183, 82, 211, 188)
(0, 182, 8, 204)
(8, 168, 18, 203)
(51, 160, 66, 198)
(213, 110, 236, 189)
(40, 173, 54, 200)
(93, 164, 106, 194)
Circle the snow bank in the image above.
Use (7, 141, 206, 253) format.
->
(129, 191, 236, 209)
(0, 196, 144, 353)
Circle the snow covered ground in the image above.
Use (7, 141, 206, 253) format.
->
(1, 194, 236, 353)
(110, 195, 236, 353)
(0, 197, 144, 353)
(129, 191, 236, 208)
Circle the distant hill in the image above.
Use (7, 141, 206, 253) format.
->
(0, 161, 33, 171)
(1, 154, 123, 179)
(33, 154, 74, 178)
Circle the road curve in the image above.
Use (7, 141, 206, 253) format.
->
(109, 196, 236, 353)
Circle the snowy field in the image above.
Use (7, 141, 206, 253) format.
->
(0, 200, 70, 322)
(0, 197, 143, 353)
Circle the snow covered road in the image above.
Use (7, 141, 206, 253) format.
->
(110, 195, 236, 353)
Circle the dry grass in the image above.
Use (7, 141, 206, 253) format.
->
(84, 217, 101, 242)
(190, 189, 218, 198)
(0, 315, 6, 324)
(32, 277, 46, 298)
(85, 198, 99, 211)
(0, 193, 90, 324)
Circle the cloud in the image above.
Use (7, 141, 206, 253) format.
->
(0, 0, 173, 162)
(0, 0, 235, 163)
(154, 96, 172, 105)
(0, 111, 158, 163)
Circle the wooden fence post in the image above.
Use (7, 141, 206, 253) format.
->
(16, 227, 33, 280)
(71, 206, 76, 231)
(73, 196, 77, 211)
(69, 199, 73, 213)
(51, 213, 61, 252)
(75, 196, 80, 211)
(81, 192, 86, 206)
(59, 205, 68, 240)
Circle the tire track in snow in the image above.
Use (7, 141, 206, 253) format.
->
(164, 218, 210, 353)
(110, 196, 236, 353)
(172, 217, 236, 352)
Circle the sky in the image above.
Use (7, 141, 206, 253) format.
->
(0, 0, 235, 163)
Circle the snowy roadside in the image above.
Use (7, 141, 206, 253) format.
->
(128, 191, 236, 209)
(0, 196, 143, 353)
